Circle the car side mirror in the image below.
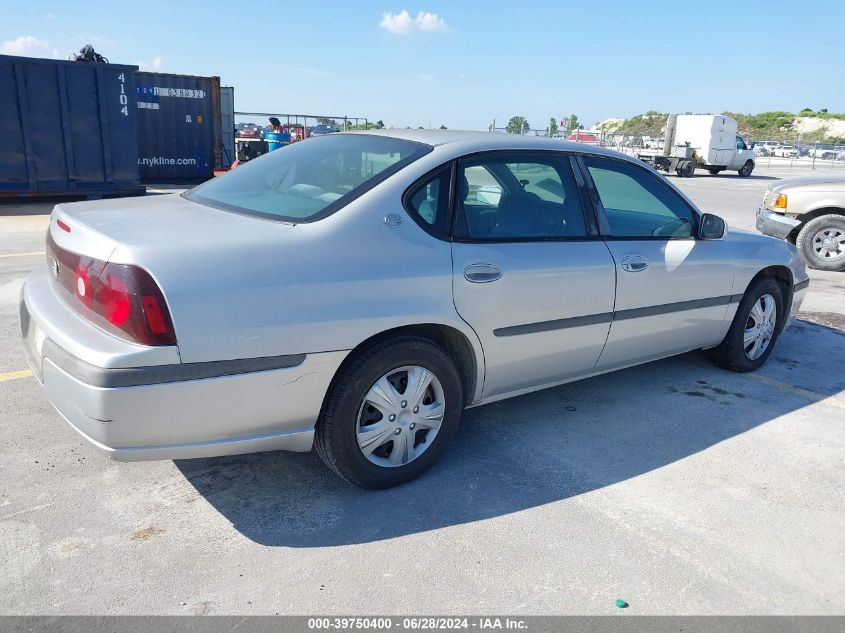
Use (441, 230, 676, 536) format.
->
(699, 213, 727, 240)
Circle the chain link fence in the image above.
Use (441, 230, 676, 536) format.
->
(608, 132, 845, 170)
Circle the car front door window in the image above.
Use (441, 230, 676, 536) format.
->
(583, 157, 695, 238)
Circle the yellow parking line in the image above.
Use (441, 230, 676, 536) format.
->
(0, 369, 33, 382)
(0, 251, 41, 258)
(746, 374, 845, 410)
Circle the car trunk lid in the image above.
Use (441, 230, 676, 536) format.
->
(49, 192, 294, 263)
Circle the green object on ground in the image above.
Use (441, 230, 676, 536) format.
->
(615, 599, 629, 609)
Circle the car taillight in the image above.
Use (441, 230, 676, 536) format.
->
(46, 233, 177, 346)
(774, 193, 787, 209)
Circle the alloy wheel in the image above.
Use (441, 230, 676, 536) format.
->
(811, 227, 845, 262)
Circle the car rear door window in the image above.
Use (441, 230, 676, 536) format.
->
(456, 154, 587, 240)
(583, 156, 696, 238)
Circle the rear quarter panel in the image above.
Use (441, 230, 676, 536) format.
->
(139, 151, 485, 400)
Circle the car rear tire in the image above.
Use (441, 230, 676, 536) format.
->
(315, 335, 463, 489)
(795, 214, 845, 271)
(738, 161, 754, 177)
(709, 277, 785, 372)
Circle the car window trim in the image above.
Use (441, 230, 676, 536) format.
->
(449, 149, 602, 244)
(575, 153, 702, 241)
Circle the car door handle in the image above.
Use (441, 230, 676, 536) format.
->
(464, 263, 503, 283)
(620, 255, 648, 272)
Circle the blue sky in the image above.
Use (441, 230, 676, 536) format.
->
(1, 0, 842, 129)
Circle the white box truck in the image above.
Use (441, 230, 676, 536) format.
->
(671, 114, 756, 177)
(641, 114, 756, 177)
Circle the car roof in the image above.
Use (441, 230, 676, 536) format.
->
(344, 128, 632, 161)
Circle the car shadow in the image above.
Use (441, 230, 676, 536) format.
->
(663, 173, 779, 181)
(701, 174, 779, 181)
(175, 318, 844, 547)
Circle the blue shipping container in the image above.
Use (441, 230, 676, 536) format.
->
(135, 72, 222, 181)
(0, 54, 143, 197)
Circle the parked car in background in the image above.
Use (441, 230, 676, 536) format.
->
(772, 145, 799, 158)
(810, 144, 845, 160)
(236, 124, 263, 139)
(21, 131, 808, 488)
(757, 175, 845, 271)
(310, 123, 340, 136)
(750, 140, 777, 157)
(642, 137, 663, 150)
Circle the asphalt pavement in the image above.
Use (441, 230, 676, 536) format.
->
(1, 167, 843, 615)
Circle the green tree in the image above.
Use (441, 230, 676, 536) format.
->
(549, 117, 559, 136)
(820, 108, 828, 113)
(506, 116, 530, 134)
(568, 114, 582, 131)
(375, 120, 385, 129)
(439, 124, 448, 129)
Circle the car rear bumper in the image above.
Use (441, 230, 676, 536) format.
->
(756, 208, 801, 240)
(20, 268, 348, 462)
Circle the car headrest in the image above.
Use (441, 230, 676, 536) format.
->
(497, 192, 543, 233)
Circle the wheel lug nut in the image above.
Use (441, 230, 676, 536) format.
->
(413, 406, 419, 413)
(394, 428, 401, 435)
(409, 423, 416, 430)
(401, 400, 407, 408)
(388, 414, 396, 422)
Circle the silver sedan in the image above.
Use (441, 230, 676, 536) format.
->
(20, 130, 809, 488)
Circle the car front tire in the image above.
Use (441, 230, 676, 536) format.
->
(738, 161, 754, 177)
(315, 335, 463, 489)
(709, 277, 785, 372)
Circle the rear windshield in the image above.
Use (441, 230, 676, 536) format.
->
(184, 134, 431, 222)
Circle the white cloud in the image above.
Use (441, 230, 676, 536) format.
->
(379, 10, 448, 34)
(415, 11, 448, 32)
(380, 9, 414, 34)
(135, 56, 164, 71)
(0, 35, 57, 58)
(416, 73, 434, 81)
(46, 13, 55, 19)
